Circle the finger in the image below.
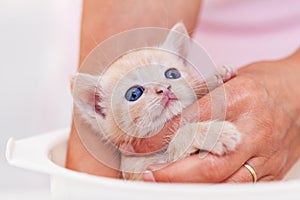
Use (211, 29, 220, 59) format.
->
(224, 140, 293, 184)
(143, 147, 252, 183)
(224, 157, 266, 183)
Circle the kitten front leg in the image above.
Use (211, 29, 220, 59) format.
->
(166, 121, 241, 162)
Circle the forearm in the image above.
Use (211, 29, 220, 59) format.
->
(80, 0, 201, 64)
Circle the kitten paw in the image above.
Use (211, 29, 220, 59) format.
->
(217, 65, 237, 83)
(209, 121, 241, 155)
(165, 121, 241, 163)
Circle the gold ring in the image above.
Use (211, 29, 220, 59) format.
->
(243, 163, 257, 183)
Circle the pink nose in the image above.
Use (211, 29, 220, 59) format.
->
(155, 84, 171, 94)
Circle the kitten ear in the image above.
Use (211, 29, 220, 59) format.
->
(70, 73, 105, 118)
(161, 22, 190, 58)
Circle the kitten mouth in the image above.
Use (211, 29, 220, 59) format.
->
(162, 93, 178, 108)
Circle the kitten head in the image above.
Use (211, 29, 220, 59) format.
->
(71, 23, 205, 145)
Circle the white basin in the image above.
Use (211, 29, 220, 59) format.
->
(6, 129, 300, 200)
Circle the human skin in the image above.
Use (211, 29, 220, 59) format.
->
(66, 0, 201, 178)
(139, 48, 300, 182)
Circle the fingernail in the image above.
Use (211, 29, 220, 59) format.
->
(143, 170, 156, 182)
(148, 163, 169, 171)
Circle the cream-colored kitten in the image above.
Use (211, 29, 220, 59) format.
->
(71, 23, 241, 180)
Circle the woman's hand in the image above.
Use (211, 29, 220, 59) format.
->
(133, 49, 300, 183)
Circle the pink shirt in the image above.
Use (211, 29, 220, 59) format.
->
(193, 0, 300, 68)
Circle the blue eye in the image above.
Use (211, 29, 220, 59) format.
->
(165, 68, 181, 79)
(125, 86, 144, 101)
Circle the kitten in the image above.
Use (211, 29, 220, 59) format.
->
(71, 23, 241, 180)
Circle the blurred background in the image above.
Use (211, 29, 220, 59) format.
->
(0, 0, 81, 198)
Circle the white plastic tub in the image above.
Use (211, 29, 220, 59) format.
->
(6, 129, 300, 200)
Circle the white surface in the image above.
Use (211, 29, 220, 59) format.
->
(0, 0, 81, 195)
(0, 190, 51, 200)
(6, 129, 300, 200)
